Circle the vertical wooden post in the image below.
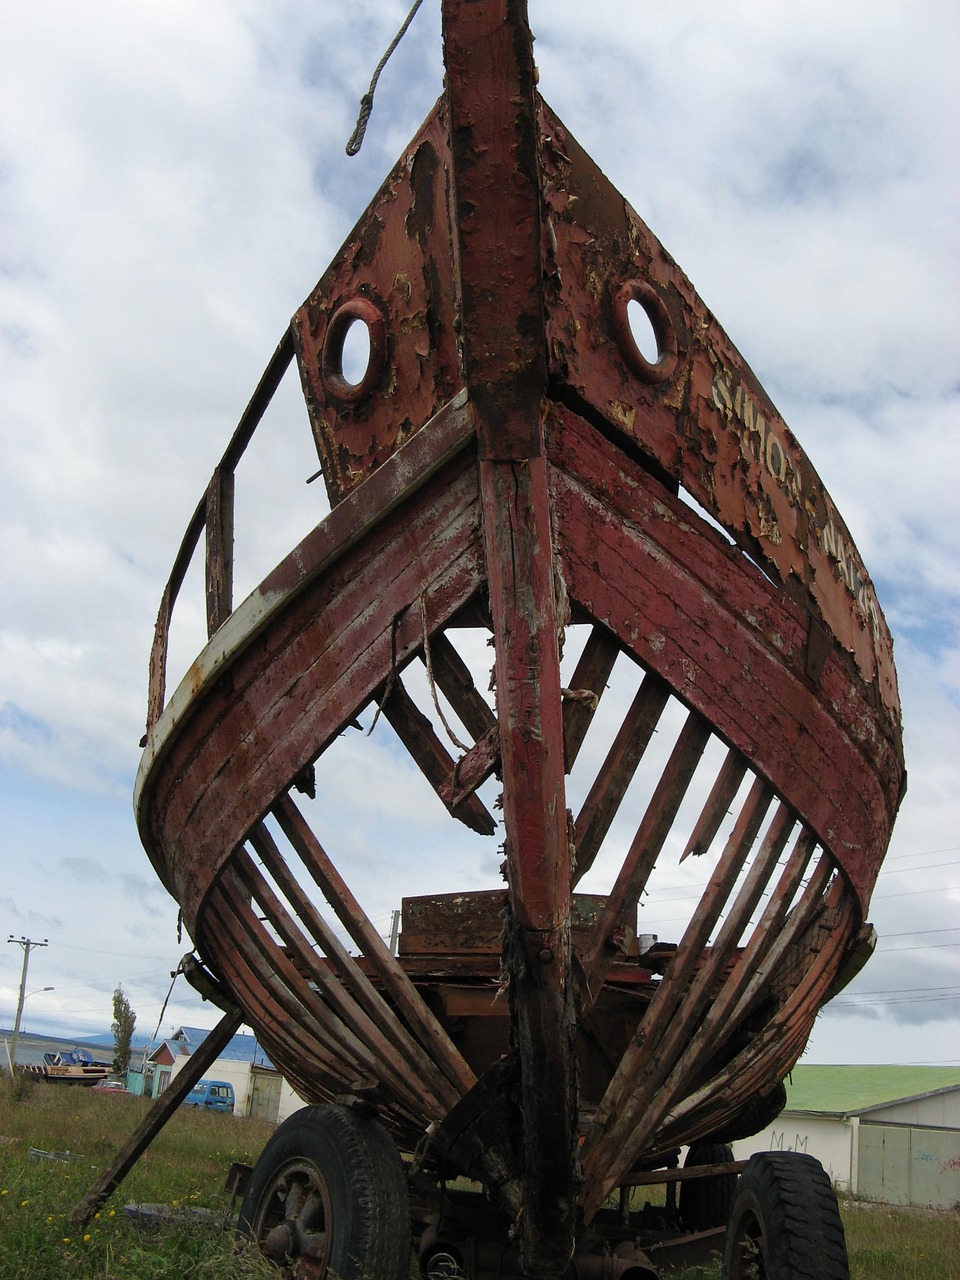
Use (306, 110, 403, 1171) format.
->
(442, 1, 578, 1271)
(205, 465, 235, 637)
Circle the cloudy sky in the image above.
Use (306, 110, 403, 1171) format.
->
(2, 1, 957, 1071)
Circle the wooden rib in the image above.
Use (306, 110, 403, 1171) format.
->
(428, 630, 498, 741)
(272, 791, 477, 1097)
(581, 710, 712, 998)
(439, 724, 500, 809)
(587, 775, 772, 1129)
(680, 748, 749, 862)
(205, 894, 368, 1096)
(216, 877, 426, 1113)
(244, 825, 460, 1113)
(586, 827, 820, 1213)
(582, 801, 797, 1211)
(572, 671, 671, 884)
(662, 873, 851, 1136)
(685, 849, 835, 1069)
(233, 846, 454, 1117)
(380, 676, 496, 835)
(249, 822, 430, 1046)
(563, 626, 620, 771)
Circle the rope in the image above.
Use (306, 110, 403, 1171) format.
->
(151, 965, 180, 1045)
(367, 612, 402, 735)
(346, 0, 425, 156)
(421, 596, 470, 753)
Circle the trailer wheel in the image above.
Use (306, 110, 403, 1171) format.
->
(678, 1141, 736, 1232)
(722, 1152, 849, 1279)
(237, 1103, 411, 1280)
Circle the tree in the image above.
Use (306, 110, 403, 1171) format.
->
(112, 985, 137, 1077)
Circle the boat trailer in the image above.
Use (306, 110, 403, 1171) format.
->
(76, 2, 904, 1276)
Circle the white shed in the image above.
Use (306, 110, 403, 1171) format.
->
(731, 1065, 960, 1209)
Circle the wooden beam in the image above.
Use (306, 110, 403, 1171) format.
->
(71, 1006, 243, 1230)
(442, 0, 578, 1267)
(380, 676, 496, 834)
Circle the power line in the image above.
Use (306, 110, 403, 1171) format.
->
(829, 993, 959, 1009)
(873, 884, 960, 900)
(877, 859, 959, 876)
(840, 985, 960, 998)
(882, 845, 960, 861)
(877, 941, 960, 953)
(880, 928, 959, 939)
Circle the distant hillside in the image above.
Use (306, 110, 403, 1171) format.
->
(75, 1030, 157, 1051)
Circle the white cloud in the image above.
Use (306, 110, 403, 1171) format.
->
(2, 0, 957, 1071)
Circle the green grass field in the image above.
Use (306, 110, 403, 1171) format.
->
(1, 1075, 957, 1278)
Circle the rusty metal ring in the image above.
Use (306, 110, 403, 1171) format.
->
(320, 297, 387, 404)
(612, 280, 678, 385)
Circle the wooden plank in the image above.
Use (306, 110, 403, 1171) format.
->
(572, 671, 671, 884)
(586, 776, 772, 1138)
(621, 1161, 747, 1188)
(146, 587, 171, 734)
(204, 466, 234, 638)
(680, 850, 834, 1080)
(247, 824, 457, 1105)
(661, 878, 853, 1145)
(562, 626, 620, 771)
(233, 845, 455, 1116)
(428, 630, 498, 742)
(214, 878, 403, 1099)
(201, 895, 424, 1142)
(442, 0, 577, 1264)
(681, 748, 749, 862)
(273, 791, 477, 1098)
(380, 676, 496, 834)
(139, 451, 484, 924)
(538, 104, 900, 722)
(581, 711, 712, 997)
(70, 1006, 243, 1229)
(139, 388, 474, 794)
(549, 410, 901, 909)
(206, 894, 381, 1090)
(438, 723, 500, 809)
(582, 802, 800, 1216)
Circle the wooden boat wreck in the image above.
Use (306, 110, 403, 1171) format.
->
(132, 3, 904, 1276)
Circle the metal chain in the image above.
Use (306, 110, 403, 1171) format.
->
(346, 0, 425, 156)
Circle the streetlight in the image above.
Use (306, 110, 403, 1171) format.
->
(20, 987, 55, 1036)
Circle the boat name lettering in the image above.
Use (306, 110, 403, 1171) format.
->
(711, 370, 880, 638)
(710, 372, 801, 502)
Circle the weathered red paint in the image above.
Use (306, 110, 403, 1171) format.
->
(538, 101, 901, 728)
(443, 2, 578, 1268)
(132, 0, 906, 1271)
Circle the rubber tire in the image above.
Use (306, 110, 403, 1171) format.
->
(678, 1141, 736, 1232)
(238, 1103, 411, 1280)
(722, 1151, 849, 1279)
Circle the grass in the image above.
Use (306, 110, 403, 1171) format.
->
(0, 1072, 276, 1279)
(2, 1075, 958, 1278)
(667, 1201, 960, 1280)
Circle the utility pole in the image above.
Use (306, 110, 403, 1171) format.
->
(6, 936, 48, 1071)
